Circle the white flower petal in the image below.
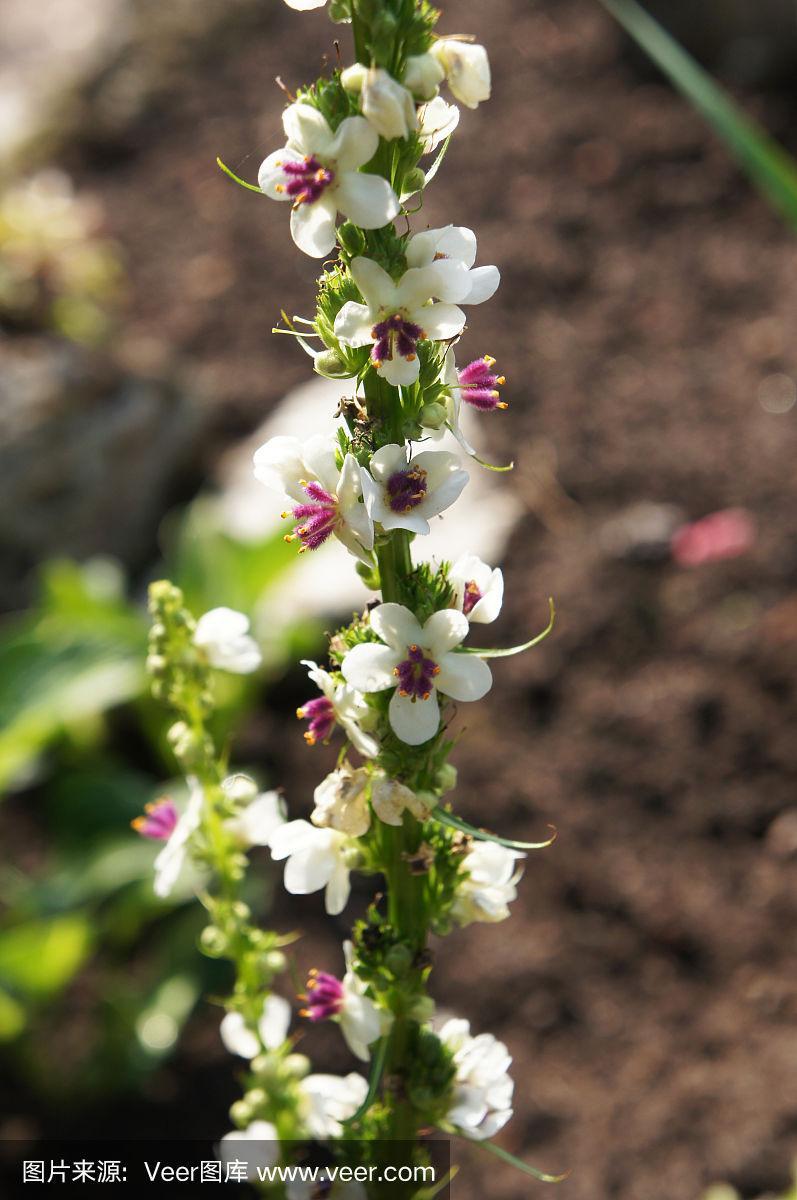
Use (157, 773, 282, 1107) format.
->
(334, 171, 400, 229)
(435, 651, 492, 702)
(388, 688, 440, 745)
(464, 264, 500, 305)
(259, 994, 292, 1049)
(350, 256, 397, 311)
(228, 791, 286, 847)
(342, 642, 400, 692)
(282, 103, 333, 155)
(258, 148, 300, 200)
(368, 443, 407, 481)
(290, 197, 337, 258)
(220, 1012, 260, 1060)
(370, 602, 423, 650)
(334, 301, 374, 348)
(253, 435, 306, 501)
(422, 607, 469, 654)
(325, 859, 352, 915)
(378, 352, 421, 387)
(416, 301, 466, 341)
(327, 115, 379, 171)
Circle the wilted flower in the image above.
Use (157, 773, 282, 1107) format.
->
(403, 52, 446, 100)
(341, 604, 492, 745)
(259, 103, 399, 257)
(194, 607, 262, 674)
(431, 39, 491, 109)
(370, 776, 434, 826)
(417, 96, 460, 153)
(312, 765, 372, 838)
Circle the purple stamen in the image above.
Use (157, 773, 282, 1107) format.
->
(297, 695, 336, 746)
(456, 356, 507, 412)
(462, 581, 483, 616)
(277, 155, 335, 206)
(393, 644, 440, 702)
(302, 970, 345, 1022)
(386, 466, 428, 514)
(132, 798, 179, 841)
(370, 313, 425, 366)
(283, 481, 338, 553)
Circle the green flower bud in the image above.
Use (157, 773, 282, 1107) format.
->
(314, 349, 355, 379)
(244, 1087, 267, 1110)
(283, 1053, 311, 1079)
(419, 402, 447, 430)
(436, 763, 458, 793)
(200, 925, 228, 957)
(265, 950, 287, 975)
(402, 167, 427, 197)
(229, 1100, 252, 1128)
(384, 944, 413, 977)
(336, 221, 366, 257)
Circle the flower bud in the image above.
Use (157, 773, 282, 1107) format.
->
(419, 401, 447, 430)
(340, 62, 368, 93)
(401, 167, 427, 198)
(244, 1087, 267, 1109)
(265, 949, 287, 975)
(431, 39, 491, 109)
(283, 1052, 311, 1079)
(314, 349, 355, 379)
(403, 52, 445, 100)
(229, 1100, 252, 1127)
(361, 68, 417, 141)
(436, 763, 458, 793)
(200, 925, 229, 957)
(336, 221, 366, 257)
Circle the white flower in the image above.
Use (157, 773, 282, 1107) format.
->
(334, 256, 466, 387)
(298, 659, 378, 757)
(448, 554, 504, 624)
(439, 1018, 514, 1140)
(253, 433, 373, 561)
(303, 942, 390, 1061)
(370, 777, 434, 826)
(406, 224, 499, 306)
(403, 53, 446, 100)
(269, 820, 354, 915)
(224, 781, 287, 848)
(360, 67, 417, 141)
(288, 1181, 367, 1200)
(312, 765, 372, 838)
(220, 1122, 279, 1180)
(341, 604, 492, 746)
(362, 443, 467, 536)
(298, 1072, 369, 1138)
(418, 96, 460, 153)
(152, 777, 204, 898)
(220, 993, 292, 1059)
(194, 607, 262, 674)
(284, 0, 326, 8)
(258, 103, 399, 257)
(451, 841, 524, 926)
(431, 40, 491, 109)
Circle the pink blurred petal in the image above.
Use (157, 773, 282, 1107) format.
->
(670, 508, 755, 568)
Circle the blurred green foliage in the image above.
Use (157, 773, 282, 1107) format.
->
(0, 494, 322, 1111)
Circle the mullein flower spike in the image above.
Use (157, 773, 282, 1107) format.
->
(141, 0, 562, 1178)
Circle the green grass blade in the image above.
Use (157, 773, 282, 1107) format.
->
(598, 0, 797, 230)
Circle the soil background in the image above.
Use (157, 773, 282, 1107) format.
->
(8, 1, 797, 1196)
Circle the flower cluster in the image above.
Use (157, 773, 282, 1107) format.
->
(138, 0, 560, 1184)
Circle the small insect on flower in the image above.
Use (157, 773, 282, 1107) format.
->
(259, 103, 400, 257)
(341, 603, 492, 746)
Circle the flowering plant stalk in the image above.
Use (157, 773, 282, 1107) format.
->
(138, 0, 563, 1190)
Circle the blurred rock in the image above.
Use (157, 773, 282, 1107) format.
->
(600, 501, 685, 564)
(0, 337, 202, 608)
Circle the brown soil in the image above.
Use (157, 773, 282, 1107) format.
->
(33, 0, 797, 1195)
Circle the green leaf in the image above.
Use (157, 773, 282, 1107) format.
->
(460, 597, 555, 658)
(0, 914, 93, 998)
(216, 157, 264, 194)
(345, 1036, 388, 1125)
(597, 0, 797, 230)
(431, 806, 557, 851)
(453, 1130, 569, 1184)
